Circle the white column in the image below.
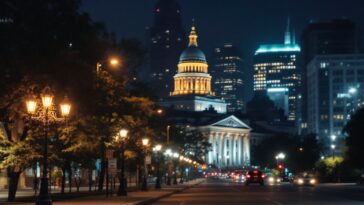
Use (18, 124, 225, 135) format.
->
(218, 133, 223, 168)
(232, 134, 237, 167)
(243, 134, 250, 166)
(208, 133, 213, 164)
(238, 135, 243, 166)
(229, 134, 233, 167)
(221, 133, 225, 167)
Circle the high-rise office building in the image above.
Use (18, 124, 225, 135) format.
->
(149, 0, 186, 100)
(307, 54, 364, 144)
(253, 19, 301, 122)
(300, 19, 360, 133)
(212, 43, 244, 113)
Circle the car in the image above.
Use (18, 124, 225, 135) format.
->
(293, 173, 317, 186)
(232, 172, 246, 183)
(245, 170, 265, 186)
(265, 173, 282, 185)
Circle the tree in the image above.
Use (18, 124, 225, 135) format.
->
(0, 0, 156, 200)
(246, 91, 285, 122)
(0, 79, 45, 201)
(315, 157, 344, 182)
(171, 127, 211, 162)
(343, 107, 364, 170)
(252, 133, 321, 173)
(0, 0, 112, 200)
(293, 134, 322, 172)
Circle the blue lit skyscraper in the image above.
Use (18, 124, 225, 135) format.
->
(253, 19, 301, 123)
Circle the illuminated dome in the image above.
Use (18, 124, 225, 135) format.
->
(170, 21, 214, 96)
(179, 46, 206, 63)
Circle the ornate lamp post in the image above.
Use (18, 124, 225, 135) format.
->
(115, 129, 128, 196)
(141, 138, 149, 191)
(153, 144, 162, 189)
(26, 87, 71, 205)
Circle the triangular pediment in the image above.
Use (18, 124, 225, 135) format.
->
(211, 115, 251, 129)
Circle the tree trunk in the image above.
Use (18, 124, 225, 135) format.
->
(61, 167, 66, 194)
(88, 168, 92, 192)
(68, 166, 72, 193)
(7, 171, 21, 201)
(105, 165, 109, 196)
(98, 159, 106, 191)
(75, 178, 80, 192)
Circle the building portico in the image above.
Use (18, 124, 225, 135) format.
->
(193, 115, 251, 168)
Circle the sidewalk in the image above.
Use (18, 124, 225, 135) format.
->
(1, 178, 205, 205)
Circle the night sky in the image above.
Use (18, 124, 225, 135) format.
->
(82, 0, 364, 100)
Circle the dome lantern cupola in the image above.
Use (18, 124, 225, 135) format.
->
(188, 20, 198, 47)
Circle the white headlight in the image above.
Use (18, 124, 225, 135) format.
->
(268, 177, 274, 182)
(298, 179, 304, 184)
(310, 179, 316, 184)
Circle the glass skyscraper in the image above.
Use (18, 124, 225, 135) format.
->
(148, 0, 186, 100)
(253, 19, 301, 122)
(307, 54, 364, 141)
(300, 19, 359, 134)
(212, 43, 244, 113)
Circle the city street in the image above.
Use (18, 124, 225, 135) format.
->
(151, 179, 364, 205)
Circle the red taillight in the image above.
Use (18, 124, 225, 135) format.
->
(262, 174, 265, 178)
(253, 170, 258, 174)
(246, 174, 251, 178)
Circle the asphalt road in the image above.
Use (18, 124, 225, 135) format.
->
(151, 178, 364, 205)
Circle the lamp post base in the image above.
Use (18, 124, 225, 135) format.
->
(167, 176, 171, 185)
(36, 178, 52, 205)
(155, 178, 161, 189)
(141, 176, 148, 191)
(117, 178, 127, 196)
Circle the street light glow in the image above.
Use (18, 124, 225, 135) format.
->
(154, 144, 162, 151)
(157, 109, 163, 114)
(26, 99, 37, 114)
(331, 135, 337, 141)
(349, 87, 357, 94)
(119, 129, 128, 138)
(331, 144, 336, 150)
(276, 153, 285, 159)
(173, 153, 179, 158)
(109, 58, 120, 66)
(165, 149, 172, 156)
(142, 138, 149, 146)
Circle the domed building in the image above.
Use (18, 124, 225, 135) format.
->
(159, 22, 251, 168)
(162, 22, 227, 113)
(170, 24, 213, 96)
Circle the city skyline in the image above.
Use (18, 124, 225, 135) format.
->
(2, 1, 364, 204)
(82, 0, 364, 100)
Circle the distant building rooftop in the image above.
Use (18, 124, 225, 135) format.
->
(255, 44, 301, 55)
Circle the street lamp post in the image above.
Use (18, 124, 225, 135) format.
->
(115, 129, 128, 196)
(26, 87, 71, 205)
(156, 109, 173, 186)
(173, 153, 179, 185)
(275, 153, 285, 166)
(154, 144, 162, 189)
(331, 144, 336, 158)
(141, 138, 149, 191)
